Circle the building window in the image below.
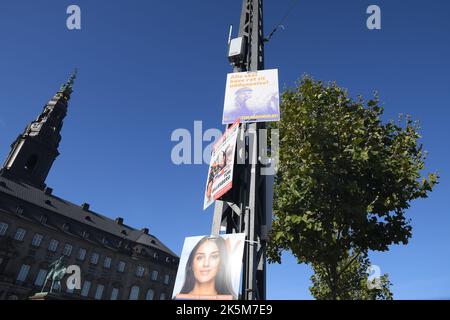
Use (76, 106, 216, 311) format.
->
(117, 261, 126, 273)
(81, 281, 91, 297)
(63, 243, 73, 256)
(77, 248, 87, 261)
(14, 228, 26, 241)
(151, 270, 158, 281)
(110, 288, 119, 300)
(160, 293, 166, 300)
(145, 289, 154, 300)
(34, 269, 47, 287)
(136, 266, 145, 278)
(164, 274, 170, 285)
(129, 286, 140, 300)
(48, 239, 59, 252)
(0, 222, 9, 236)
(31, 233, 44, 247)
(40, 215, 48, 224)
(94, 284, 105, 300)
(24, 154, 38, 172)
(16, 206, 24, 215)
(103, 256, 112, 269)
(16, 264, 31, 282)
(90, 253, 99, 265)
(66, 286, 74, 294)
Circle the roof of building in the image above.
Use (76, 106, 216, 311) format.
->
(0, 176, 177, 257)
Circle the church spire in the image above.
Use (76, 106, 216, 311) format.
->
(0, 71, 77, 189)
(59, 68, 77, 99)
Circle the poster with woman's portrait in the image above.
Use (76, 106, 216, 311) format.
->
(222, 69, 280, 124)
(203, 120, 240, 210)
(172, 233, 245, 300)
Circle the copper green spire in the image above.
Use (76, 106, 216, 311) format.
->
(0, 70, 77, 189)
(59, 69, 77, 98)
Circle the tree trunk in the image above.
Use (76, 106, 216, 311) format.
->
(330, 262, 338, 300)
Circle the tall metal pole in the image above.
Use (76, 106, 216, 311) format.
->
(211, 0, 269, 300)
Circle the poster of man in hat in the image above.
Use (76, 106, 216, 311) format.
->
(222, 69, 280, 124)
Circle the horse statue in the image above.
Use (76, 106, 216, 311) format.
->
(41, 256, 67, 293)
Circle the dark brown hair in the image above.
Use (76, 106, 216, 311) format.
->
(180, 236, 236, 298)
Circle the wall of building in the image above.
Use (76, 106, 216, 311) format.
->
(0, 194, 179, 300)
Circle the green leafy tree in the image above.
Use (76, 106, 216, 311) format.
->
(267, 76, 438, 299)
(310, 250, 393, 300)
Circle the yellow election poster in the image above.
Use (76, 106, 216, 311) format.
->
(203, 120, 240, 210)
(222, 69, 280, 124)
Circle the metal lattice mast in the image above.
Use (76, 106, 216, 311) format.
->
(211, 0, 268, 301)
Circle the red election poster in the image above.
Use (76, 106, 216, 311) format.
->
(203, 120, 240, 210)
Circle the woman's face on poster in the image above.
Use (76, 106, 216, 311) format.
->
(192, 240, 221, 284)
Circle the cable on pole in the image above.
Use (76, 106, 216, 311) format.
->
(264, 0, 301, 42)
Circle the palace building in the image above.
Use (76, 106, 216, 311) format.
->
(0, 73, 179, 300)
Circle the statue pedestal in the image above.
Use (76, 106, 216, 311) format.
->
(29, 292, 63, 300)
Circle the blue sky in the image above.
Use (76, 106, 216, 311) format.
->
(0, 0, 449, 299)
